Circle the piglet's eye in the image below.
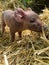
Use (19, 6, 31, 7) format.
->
(30, 20, 35, 23)
(30, 18, 35, 23)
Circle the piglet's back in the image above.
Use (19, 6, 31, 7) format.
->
(2, 10, 14, 26)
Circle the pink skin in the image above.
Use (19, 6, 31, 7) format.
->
(14, 13, 23, 23)
(15, 8, 43, 29)
(2, 8, 45, 42)
(14, 8, 30, 24)
(14, 8, 25, 23)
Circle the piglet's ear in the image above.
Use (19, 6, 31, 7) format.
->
(16, 8, 26, 17)
(27, 7, 32, 11)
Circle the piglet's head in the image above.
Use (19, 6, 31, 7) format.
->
(14, 8, 46, 32)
